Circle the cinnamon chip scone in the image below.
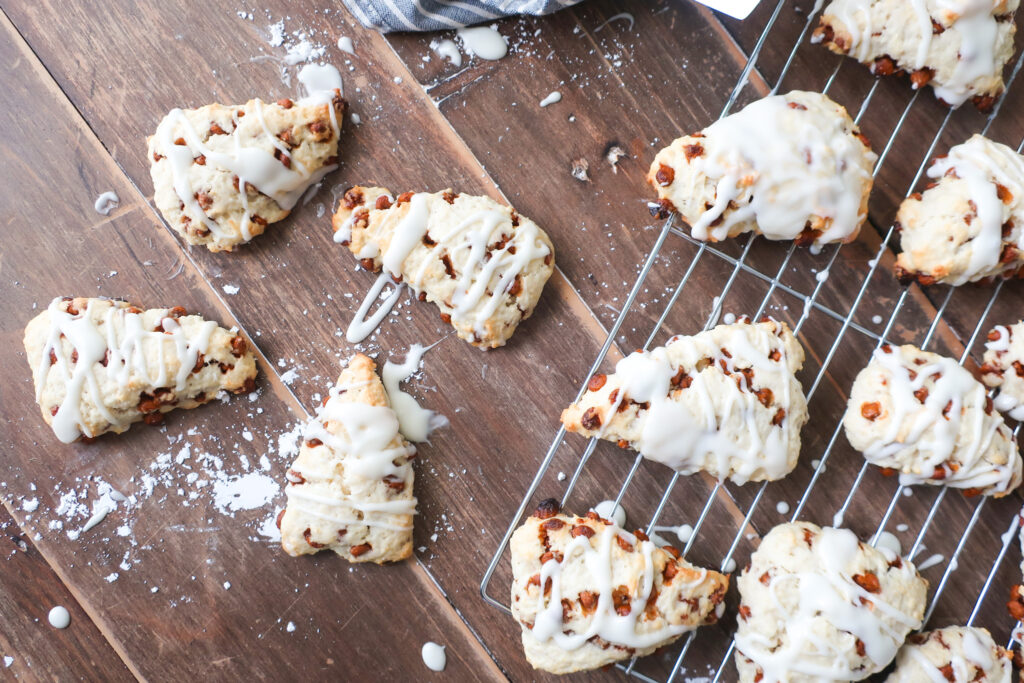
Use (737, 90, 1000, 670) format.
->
(647, 91, 876, 250)
(886, 626, 1012, 682)
(735, 522, 927, 682)
(148, 65, 345, 252)
(332, 186, 555, 349)
(981, 321, 1024, 420)
(23, 297, 257, 444)
(814, 0, 1018, 110)
(843, 344, 1022, 497)
(510, 499, 728, 674)
(561, 318, 808, 484)
(279, 354, 415, 564)
(895, 135, 1024, 286)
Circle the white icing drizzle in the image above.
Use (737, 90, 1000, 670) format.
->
(687, 94, 872, 245)
(928, 136, 1024, 284)
(864, 346, 1015, 492)
(923, 0, 1000, 105)
(737, 526, 921, 680)
(345, 272, 405, 343)
(903, 629, 1001, 682)
(154, 64, 342, 242)
(531, 526, 693, 650)
(36, 298, 217, 443)
(600, 323, 798, 483)
(382, 343, 450, 442)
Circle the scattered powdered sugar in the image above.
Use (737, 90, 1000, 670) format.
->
(286, 621, 296, 633)
(280, 368, 300, 385)
(3, 656, 13, 668)
(222, 284, 240, 295)
(212, 472, 278, 514)
(21, 497, 38, 513)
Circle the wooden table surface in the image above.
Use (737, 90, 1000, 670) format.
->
(2, 0, 1024, 680)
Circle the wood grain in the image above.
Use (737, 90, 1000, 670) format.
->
(1, 0, 1023, 680)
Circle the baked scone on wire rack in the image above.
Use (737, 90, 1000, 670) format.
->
(147, 65, 345, 252)
(813, 0, 1018, 110)
(279, 353, 416, 564)
(509, 498, 729, 674)
(735, 521, 928, 682)
(981, 320, 1024, 420)
(560, 317, 809, 484)
(23, 296, 257, 444)
(332, 186, 555, 349)
(884, 626, 1012, 681)
(842, 344, 1023, 497)
(895, 135, 1024, 286)
(647, 90, 876, 251)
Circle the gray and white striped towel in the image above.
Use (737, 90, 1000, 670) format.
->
(342, 0, 585, 32)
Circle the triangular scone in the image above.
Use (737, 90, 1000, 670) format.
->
(981, 320, 1024, 420)
(147, 85, 345, 252)
(895, 135, 1024, 286)
(814, 0, 1016, 110)
(332, 186, 555, 348)
(510, 499, 728, 675)
(735, 522, 927, 682)
(561, 319, 808, 484)
(843, 344, 1022, 497)
(885, 626, 1012, 681)
(647, 91, 875, 250)
(23, 297, 257, 443)
(280, 354, 416, 564)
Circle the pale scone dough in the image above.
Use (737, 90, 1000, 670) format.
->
(886, 626, 1012, 682)
(280, 354, 416, 564)
(843, 344, 1022, 497)
(561, 318, 808, 484)
(23, 297, 257, 443)
(896, 135, 1024, 286)
(982, 320, 1024, 420)
(647, 91, 875, 250)
(148, 85, 345, 252)
(814, 0, 1018, 109)
(735, 521, 928, 682)
(510, 499, 729, 674)
(332, 186, 555, 349)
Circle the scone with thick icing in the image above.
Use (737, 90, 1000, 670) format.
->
(561, 318, 808, 484)
(885, 626, 1012, 682)
(148, 66, 345, 252)
(981, 321, 1024, 420)
(647, 91, 876, 250)
(843, 344, 1022, 497)
(279, 354, 416, 564)
(510, 499, 728, 674)
(24, 297, 257, 443)
(735, 522, 927, 682)
(814, 0, 1018, 109)
(332, 186, 555, 349)
(896, 136, 1024, 286)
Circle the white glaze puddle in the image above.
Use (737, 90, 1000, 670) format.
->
(456, 27, 507, 61)
(382, 343, 450, 442)
(421, 642, 446, 672)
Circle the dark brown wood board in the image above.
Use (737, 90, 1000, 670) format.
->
(1, 0, 1023, 680)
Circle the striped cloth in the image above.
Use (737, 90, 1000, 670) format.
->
(342, 0, 584, 32)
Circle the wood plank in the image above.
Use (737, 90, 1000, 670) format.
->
(0, 505, 134, 681)
(0, 11, 503, 681)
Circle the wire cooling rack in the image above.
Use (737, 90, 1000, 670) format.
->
(480, 0, 1024, 679)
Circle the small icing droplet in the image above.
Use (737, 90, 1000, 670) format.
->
(422, 641, 446, 672)
(94, 191, 119, 216)
(539, 91, 561, 107)
(590, 500, 626, 528)
(875, 531, 901, 557)
(48, 606, 70, 629)
(337, 36, 354, 55)
(430, 39, 462, 67)
(775, 501, 790, 515)
(722, 557, 737, 573)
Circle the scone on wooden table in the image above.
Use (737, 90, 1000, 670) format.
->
(814, 0, 1017, 110)
(332, 186, 555, 348)
(647, 91, 875, 250)
(510, 499, 728, 674)
(561, 318, 808, 484)
(885, 626, 1012, 682)
(843, 344, 1022, 497)
(23, 297, 257, 444)
(147, 65, 345, 252)
(981, 321, 1024, 420)
(735, 522, 927, 682)
(279, 354, 416, 564)
(895, 135, 1024, 286)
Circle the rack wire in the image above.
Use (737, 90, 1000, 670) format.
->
(480, 0, 1024, 678)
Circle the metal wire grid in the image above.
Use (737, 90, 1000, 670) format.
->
(480, 0, 1024, 678)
